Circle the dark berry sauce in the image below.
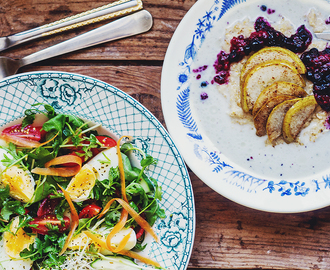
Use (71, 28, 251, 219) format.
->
(211, 17, 312, 86)
(200, 92, 208, 100)
(301, 48, 330, 111)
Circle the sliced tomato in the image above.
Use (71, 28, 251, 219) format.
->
(78, 204, 102, 219)
(29, 214, 70, 235)
(2, 124, 45, 141)
(135, 226, 145, 239)
(37, 195, 61, 217)
(96, 136, 117, 147)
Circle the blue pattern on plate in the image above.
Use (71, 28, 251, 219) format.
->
(174, 0, 330, 198)
(0, 72, 195, 270)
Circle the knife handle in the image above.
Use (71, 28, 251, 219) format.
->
(1, 0, 142, 51)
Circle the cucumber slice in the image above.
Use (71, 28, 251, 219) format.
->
(140, 176, 155, 193)
(91, 257, 141, 270)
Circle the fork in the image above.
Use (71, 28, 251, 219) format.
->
(0, 10, 152, 80)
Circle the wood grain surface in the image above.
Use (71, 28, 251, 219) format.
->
(2, 0, 330, 269)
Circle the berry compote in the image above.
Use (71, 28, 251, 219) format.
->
(211, 17, 312, 85)
(301, 47, 330, 111)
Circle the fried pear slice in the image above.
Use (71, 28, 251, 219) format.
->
(254, 95, 297, 137)
(282, 95, 318, 143)
(241, 60, 305, 113)
(266, 98, 301, 143)
(252, 82, 307, 117)
(240, 46, 306, 84)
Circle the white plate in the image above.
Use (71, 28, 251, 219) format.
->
(0, 71, 195, 270)
(161, 0, 330, 213)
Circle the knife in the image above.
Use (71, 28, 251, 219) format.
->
(314, 32, 330, 40)
(0, 0, 143, 52)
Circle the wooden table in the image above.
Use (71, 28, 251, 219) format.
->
(2, 0, 330, 269)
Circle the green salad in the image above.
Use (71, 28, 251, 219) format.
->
(0, 103, 165, 270)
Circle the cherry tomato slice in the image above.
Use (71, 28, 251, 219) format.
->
(96, 136, 117, 147)
(37, 195, 61, 217)
(2, 124, 45, 141)
(78, 204, 102, 219)
(135, 226, 145, 239)
(29, 214, 70, 235)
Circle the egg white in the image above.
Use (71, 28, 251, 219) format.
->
(0, 237, 33, 270)
(0, 148, 35, 203)
(87, 147, 119, 181)
(68, 227, 136, 254)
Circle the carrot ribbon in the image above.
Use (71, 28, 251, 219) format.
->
(31, 154, 82, 177)
(99, 198, 159, 243)
(58, 185, 79, 256)
(84, 230, 161, 268)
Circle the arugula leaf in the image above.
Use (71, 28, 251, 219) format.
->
(22, 109, 36, 128)
(20, 233, 67, 269)
(121, 153, 139, 182)
(42, 114, 66, 133)
(1, 199, 25, 221)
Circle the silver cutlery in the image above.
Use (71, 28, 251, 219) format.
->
(314, 32, 330, 40)
(0, 10, 152, 80)
(0, 0, 143, 52)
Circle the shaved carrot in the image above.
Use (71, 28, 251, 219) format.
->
(99, 198, 158, 242)
(106, 209, 128, 251)
(119, 250, 161, 268)
(116, 135, 132, 203)
(83, 231, 108, 250)
(112, 230, 132, 252)
(45, 155, 82, 168)
(84, 230, 160, 267)
(31, 154, 82, 177)
(58, 185, 79, 256)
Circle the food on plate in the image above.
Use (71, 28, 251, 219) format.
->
(0, 104, 165, 270)
(196, 13, 330, 145)
(282, 95, 318, 143)
(240, 46, 307, 87)
(241, 59, 306, 112)
(252, 82, 307, 116)
(208, 16, 312, 86)
(266, 98, 301, 143)
(253, 95, 297, 136)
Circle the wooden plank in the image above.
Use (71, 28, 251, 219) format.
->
(0, 0, 197, 60)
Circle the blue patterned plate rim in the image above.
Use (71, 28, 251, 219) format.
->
(0, 70, 195, 270)
(161, 0, 330, 213)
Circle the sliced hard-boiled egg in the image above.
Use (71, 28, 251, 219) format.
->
(0, 237, 33, 270)
(65, 147, 119, 202)
(3, 216, 36, 260)
(68, 227, 136, 254)
(104, 227, 136, 251)
(87, 147, 119, 181)
(65, 163, 97, 202)
(0, 148, 35, 203)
